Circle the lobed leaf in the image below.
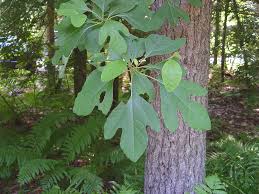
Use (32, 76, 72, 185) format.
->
(161, 80, 210, 132)
(101, 60, 128, 82)
(144, 34, 186, 58)
(73, 70, 113, 116)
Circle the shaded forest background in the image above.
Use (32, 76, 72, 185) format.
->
(0, 0, 258, 193)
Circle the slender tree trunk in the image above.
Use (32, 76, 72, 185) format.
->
(213, 0, 222, 66)
(144, 1, 211, 193)
(220, 0, 230, 83)
(46, 0, 56, 92)
(73, 48, 87, 96)
(112, 78, 120, 109)
(232, 0, 250, 86)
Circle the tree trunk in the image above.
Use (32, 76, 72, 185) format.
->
(213, 0, 222, 66)
(73, 48, 87, 96)
(112, 78, 120, 109)
(232, 0, 250, 86)
(46, 0, 56, 92)
(144, 1, 211, 193)
(220, 0, 230, 83)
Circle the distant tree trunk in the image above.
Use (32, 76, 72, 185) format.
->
(112, 78, 120, 109)
(46, 0, 56, 92)
(221, 0, 230, 82)
(213, 0, 222, 66)
(144, 1, 211, 193)
(73, 48, 87, 96)
(232, 0, 250, 86)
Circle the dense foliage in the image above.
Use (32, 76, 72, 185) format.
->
(0, 0, 258, 193)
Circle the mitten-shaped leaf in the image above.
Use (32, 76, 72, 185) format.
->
(104, 73, 159, 162)
(156, 0, 190, 26)
(99, 20, 130, 55)
(58, 0, 88, 27)
(73, 70, 113, 116)
(144, 34, 186, 57)
(161, 80, 210, 132)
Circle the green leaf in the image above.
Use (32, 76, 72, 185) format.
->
(78, 27, 102, 53)
(91, 0, 115, 13)
(121, 1, 163, 32)
(125, 37, 145, 60)
(104, 73, 160, 162)
(55, 18, 89, 57)
(133, 72, 155, 101)
(162, 59, 182, 92)
(58, 4, 79, 16)
(104, 97, 160, 162)
(108, 0, 139, 16)
(99, 20, 130, 55)
(70, 14, 87, 27)
(160, 80, 210, 132)
(144, 34, 186, 57)
(73, 70, 113, 116)
(101, 60, 128, 82)
(58, 0, 88, 27)
(58, 0, 87, 16)
(194, 175, 227, 194)
(188, 0, 202, 7)
(156, 0, 190, 26)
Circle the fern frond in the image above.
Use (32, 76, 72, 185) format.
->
(43, 186, 80, 194)
(109, 182, 141, 194)
(28, 111, 75, 152)
(194, 175, 227, 194)
(93, 144, 126, 166)
(0, 146, 39, 167)
(18, 159, 58, 185)
(0, 165, 12, 179)
(62, 115, 104, 162)
(68, 167, 103, 194)
(40, 165, 68, 190)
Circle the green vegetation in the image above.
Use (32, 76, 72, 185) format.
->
(0, 0, 258, 193)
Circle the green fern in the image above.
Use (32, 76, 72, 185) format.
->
(193, 175, 227, 194)
(207, 136, 259, 194)
(0, 146, 39, 168)
(18, 159, 58, 185)
(43, 186, 80, 194)
(109, 182, 141, 194)
(0, 165, 12, 179)
(27, 111, 75, 153)
(62, 114, 105, 162)
(40, 165, 68, 190)
(68, 167, 103, 194)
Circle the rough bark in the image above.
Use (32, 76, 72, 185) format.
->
(144, 1, 211, 193)
(73, 48, 87, 96)
(220, 0, 230, 83)
(46, 0, 56, 91)
(213, 0, 222, 66)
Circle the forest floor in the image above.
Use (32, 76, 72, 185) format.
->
(208, 86, 259, 140)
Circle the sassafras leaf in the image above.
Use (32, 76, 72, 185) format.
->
(99, 20, 130, 55)
(144, 34, 186, 58)
(161, 81, 211, 132)
(104, 73, 160, 162)
(101, 60, 128, 82)
(162, 60, 182, 92)
(73, 70, 113, 116)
